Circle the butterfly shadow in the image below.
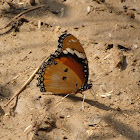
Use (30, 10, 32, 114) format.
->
(88, 112, 140, 140)
(61, 95, 140, 140)
(57, 94, 117, 112)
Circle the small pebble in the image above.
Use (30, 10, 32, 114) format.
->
(54, 26, 61, 32)
(66, 115, 70, 118)
(60, 8, 64, 17)
(59, 115, 65, 119)
(121, 0, 125, 2)
(63, 136, 68, 139)
(94, 55, 100, 60)
(132, 44, 138, 49)
(108, 33, 112, 37)
(130, 13, 135, 19)
(73, 27, 79, 31)
(87, 6, 91, 14)
(38, 20, 41, 29)
(89, 115, 101, 126)
(86, 129, 94, 136)
(105, 44, 113, 50)
(36, 96, 42, 100)
(100, 94, 110, 98)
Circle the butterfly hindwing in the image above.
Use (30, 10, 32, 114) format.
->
(43, 59, 82, 94)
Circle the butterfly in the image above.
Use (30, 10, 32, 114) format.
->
(37, 33, 92, 94)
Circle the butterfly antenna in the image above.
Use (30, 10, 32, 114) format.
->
(90, 88, 96, 96)
(90, 71, 112, 83)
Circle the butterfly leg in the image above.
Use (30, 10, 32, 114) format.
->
(54, 94, 70, 109)
(81, 93, 85, 111)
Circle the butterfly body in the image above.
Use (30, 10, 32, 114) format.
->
(37, 33, 92, 94)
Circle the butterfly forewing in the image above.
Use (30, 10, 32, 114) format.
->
(62, 35, 86, 55)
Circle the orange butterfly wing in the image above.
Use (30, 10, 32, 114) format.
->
(37, 33, 92, 94)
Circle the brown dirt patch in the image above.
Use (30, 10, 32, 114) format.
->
(0, 0, 140, 140)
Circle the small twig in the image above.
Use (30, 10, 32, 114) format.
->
(4, 56, 49, 107)
(0, 5, 44, 30)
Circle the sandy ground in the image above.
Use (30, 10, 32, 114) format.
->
(0, 0, 140, 140)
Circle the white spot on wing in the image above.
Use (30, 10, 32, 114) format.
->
(84, 60, 88, 64)
(71, 39, 75, 42)
(74, 50, 81, 58)
(66, 48, 74, 55)
(63, 50, 68, 54)
(71, 39, 78, 42)
(80, 53, 86, 59)
(73, 50, 86, 59)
